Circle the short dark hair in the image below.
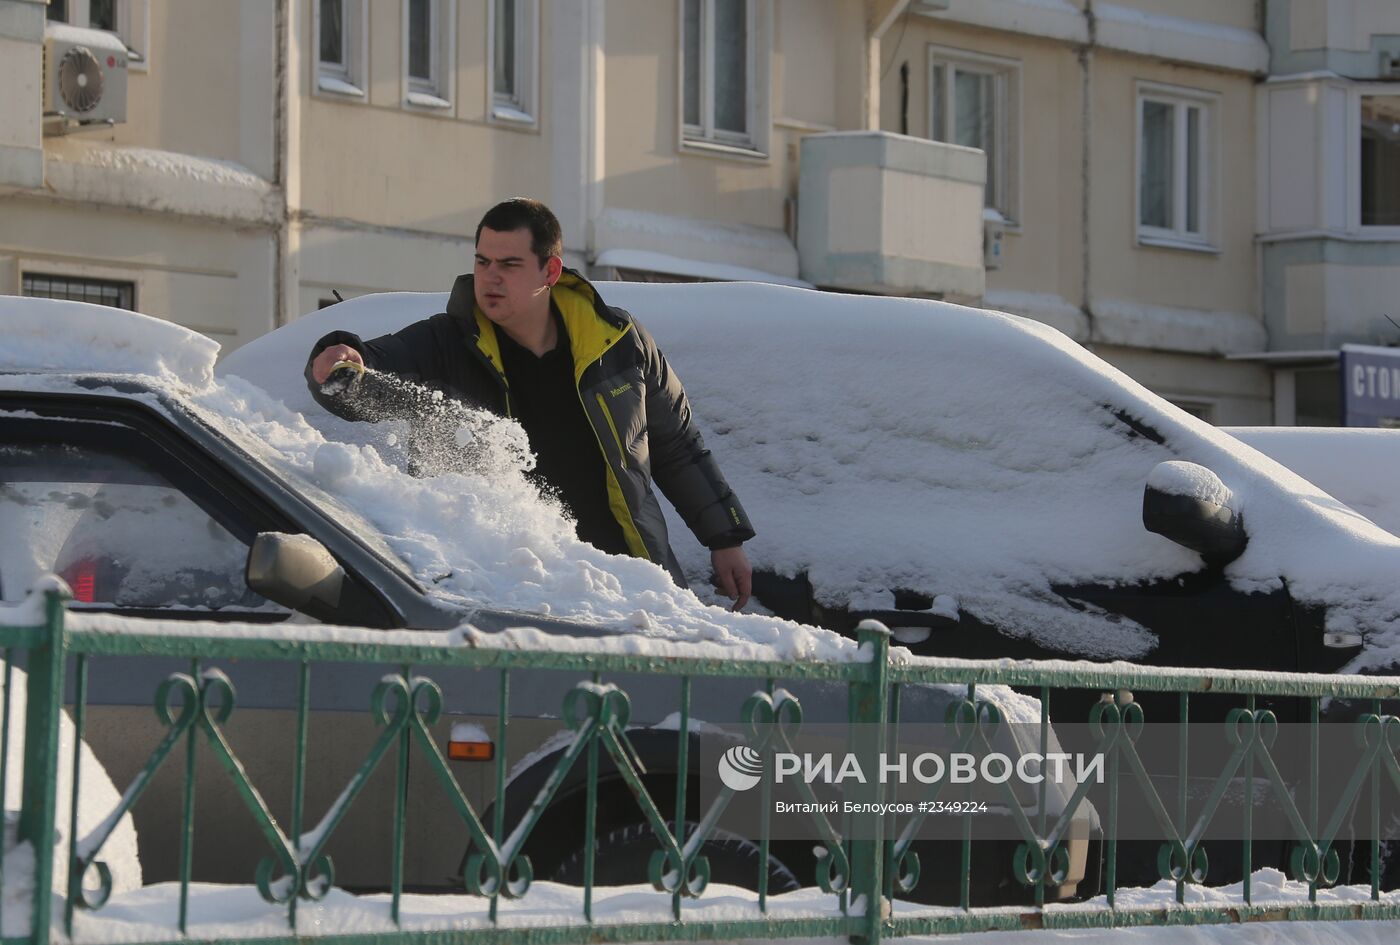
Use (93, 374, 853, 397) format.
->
(475, 198, 563, 265)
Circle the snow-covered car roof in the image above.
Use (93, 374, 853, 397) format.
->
(217, 283, 1400, 670)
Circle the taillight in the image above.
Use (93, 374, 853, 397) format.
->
(64, 559, 98, 603)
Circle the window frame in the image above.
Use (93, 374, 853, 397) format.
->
(677, 0, 772, 159)
(314, 0, 369, 100)
(1135, 80, 1219, 252)
(51, 0, 150, 71)
(1353, 85, 1400, 238)
(402, 0, 455, 111)
(926, 44, 1022, 225)
(487, 0, 539, 128)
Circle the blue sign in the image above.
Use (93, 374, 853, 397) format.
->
(1341, 344, 1400, 427)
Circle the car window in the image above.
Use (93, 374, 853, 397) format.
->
(0, 440, 283, 613)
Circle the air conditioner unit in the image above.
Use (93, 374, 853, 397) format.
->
(42, 22, 128, 133)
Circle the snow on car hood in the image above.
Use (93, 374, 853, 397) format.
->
(219, 283, 1400, 670)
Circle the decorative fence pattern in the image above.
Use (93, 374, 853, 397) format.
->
(3, 585, 1400, 945)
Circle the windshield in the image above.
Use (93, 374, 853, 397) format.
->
(175, 396, 424, 591)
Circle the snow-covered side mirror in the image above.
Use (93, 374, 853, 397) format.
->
(246, 532, 345, 613)
(1142, 461, 1247, 566)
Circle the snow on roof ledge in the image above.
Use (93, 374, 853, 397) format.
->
(594, 249, 814, 289)
(0, 296, 219, 388)
(593, 207, 801, 283)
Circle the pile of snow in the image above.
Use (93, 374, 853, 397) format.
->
(215, 284, 1400, 669)
(42, 867, 1400, 945)
(1226, 427, 1400, 538)
(0, 595, 141, 937)
(0, 298, 217, 388)
(1146, 461, 1234, 507)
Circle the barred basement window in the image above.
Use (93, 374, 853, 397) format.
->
(22, 273, 135, 311)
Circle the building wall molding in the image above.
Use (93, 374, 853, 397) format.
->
(915, 0, 1269, 75)
(1091, 298, 1267, 356)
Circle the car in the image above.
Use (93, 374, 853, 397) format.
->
(0, 294, 1094, 906)
(221, 282, 1400, 701)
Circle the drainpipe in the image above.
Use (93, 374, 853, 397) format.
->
(1080, 1, 1098, 341)
(273, 0, 288, 328)
(274, 0, 301, 329)
(866, 0, 912, 130)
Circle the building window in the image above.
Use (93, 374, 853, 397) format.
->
(48, 1, 148, 68)
(927, 46, 1021, 221)
(489, 0, 537, 124)
(317, 0, 366, 98)
(680, 0, 769, 154)
(1361, 95, 1400, 227)
(1166, 399, 1215, 423)
(22, 273, 135, 311)
(1137, 84, 1216, 248)
(404, 0, 453, 109)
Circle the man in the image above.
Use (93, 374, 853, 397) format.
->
(306, 198, 754, 608)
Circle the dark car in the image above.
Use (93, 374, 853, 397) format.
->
(218, 282, 1400, 889)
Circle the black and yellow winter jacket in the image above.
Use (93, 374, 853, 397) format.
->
(304, 269, 754, 582)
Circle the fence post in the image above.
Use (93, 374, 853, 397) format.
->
(19, 584, 69, 945)
(848, 621, 891, 945)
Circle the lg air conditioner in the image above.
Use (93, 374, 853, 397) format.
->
(42, 22, 128, 132)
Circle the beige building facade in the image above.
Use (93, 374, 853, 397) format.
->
(2, 1, 1395, 425)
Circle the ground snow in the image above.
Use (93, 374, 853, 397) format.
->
(214, 283, 1400, 669)
(36, 870, 1400, 945)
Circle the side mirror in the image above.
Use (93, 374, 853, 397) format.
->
(1142, 461, 1247, 566)
(246, 532, 345, 612)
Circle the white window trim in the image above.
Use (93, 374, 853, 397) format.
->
(55, 0, 150, 71)
(487, 0, 539, 128)
(676, 0, 772, 160)
(926, 44, 1022, 226)
(1350, 83, 1400, 239)
(1135, 80, 1219, 251)
(314, 0, 368, 100)
(402, 0, 454, 111)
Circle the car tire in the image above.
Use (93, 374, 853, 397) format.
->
(552, 819, 802, 894)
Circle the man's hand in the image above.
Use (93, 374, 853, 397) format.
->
(711, 545, 752, 611)
(311, 344, 364, 384)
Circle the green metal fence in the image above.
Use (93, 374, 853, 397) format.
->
(3, 584, 1400, 944)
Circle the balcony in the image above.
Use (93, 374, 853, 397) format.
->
(797, 131, 986, 299)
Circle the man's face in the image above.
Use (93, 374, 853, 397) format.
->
(474, 227, 559, 327)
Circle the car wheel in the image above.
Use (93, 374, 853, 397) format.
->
(552, 819, 802, 894)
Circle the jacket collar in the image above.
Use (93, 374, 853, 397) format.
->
(446, 268, 631, 382)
